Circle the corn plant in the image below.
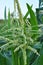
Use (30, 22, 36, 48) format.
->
(0, 0, 43, 65)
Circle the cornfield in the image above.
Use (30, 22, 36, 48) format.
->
(0, 0, 43, 65)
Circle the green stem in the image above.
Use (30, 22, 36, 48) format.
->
(11, 48, 15, 65)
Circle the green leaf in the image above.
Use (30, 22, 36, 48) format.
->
(26, 3, 38, 30)
(23, 5, 33, 21)
(32, 47, 43, 65)
(8, 9, 11, 28)
(4, 6, 7, 20)
(26, 3, 38, 39)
